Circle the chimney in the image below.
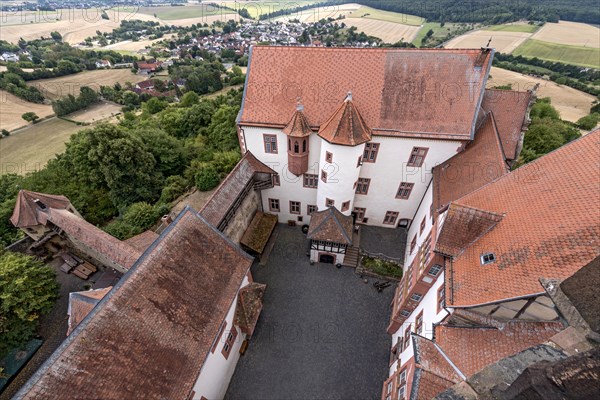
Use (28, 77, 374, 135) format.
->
(161, 214, 173, 225)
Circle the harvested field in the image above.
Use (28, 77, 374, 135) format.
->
(343, 18, 421, 43)
(531, 21, 600, 48)
(67, 102, 122, 124)
(513, 39, 600, 68)
(0, 8, 161, 44)
(0, 90, 54, 132)
(137, 5, 235, 20)
(487, 67, 596, 122)
(103, 33, 175, 51)
(445, 29, 532, 53)
(0, 118, 81, 175)
(26, 69, 145, 101)
(222, 0, 321, 19)
(276, 3, 361, 23)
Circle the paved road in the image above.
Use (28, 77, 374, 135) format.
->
(226, 225, 395, 400)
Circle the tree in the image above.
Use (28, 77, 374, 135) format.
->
(576, 113, 599, 130)
(0, 251, 59, 356)
(21, 112, 39, 124)
(179, 91, 199, 108)
(142, 97, 168, 115)
(195, 163, 220, 191)
(50, 31, 62, 41)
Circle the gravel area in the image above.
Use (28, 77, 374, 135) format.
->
(226, 225, 395, 400)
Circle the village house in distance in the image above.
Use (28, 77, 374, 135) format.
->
(9, 46, 600, 399)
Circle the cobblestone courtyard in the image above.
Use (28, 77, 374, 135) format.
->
(226, 225, 395, 400)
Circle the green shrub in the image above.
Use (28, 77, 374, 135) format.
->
(159, 175, 190, 203)
(576, 113, 599, 130)
(195, 164, 220, 191)
(361, 256, 403, 279)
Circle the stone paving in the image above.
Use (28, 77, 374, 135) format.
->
(226, 225, 395, 400)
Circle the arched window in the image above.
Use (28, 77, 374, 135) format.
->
(303, 139, 307, 152)
(288, 139, 291, 151)
(294, 141, 299, 153)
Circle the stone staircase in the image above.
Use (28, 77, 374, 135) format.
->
(343, 246, 360, 268)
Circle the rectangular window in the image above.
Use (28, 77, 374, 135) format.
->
(428, 264, 442, 276)
(325, 151, 333, 163)
(438, 285, 445, 313)
(411, 293, 423, 302)
(307, 205, 317, 215)
(420, 216, 426, 235)
(342, 201, 350, 212)
(290, 201, 301, 214)
(407, 147, 428, 167)
(221, 326, 238, 359)
(273, 174, 280, 186)
(410, 235, 417, 253)
(303, 174, 318, 188)
(355, 178, 370, 194)
(326, 198, 334, 207)
(398, 369, 407, 385)
(415, 311, 424, 334)
(383, 211, 399, 225)
(396, 182, 414, 200)
(263, 134, 278, 154)
(353, 207, 366, 222)
(321, 170, 327, 183)
(398, 385, 406, 400)
(356, 155, 362, 168)
(269, 198, 280, 212)
(297, 216, 303, 222)
(403, 325, 411, 350)
(362, 142, 380, 163)
(481, 253, 496, 265)
(400, 309, 410, 317)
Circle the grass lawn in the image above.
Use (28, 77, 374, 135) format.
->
(487, 23, 540, 33)
(413, 22, 463, 47)
(355, 5, 423, 26)
(0, 118, 81, 175)
(137, 5, 232, 20)
(513, 39, 600, 68)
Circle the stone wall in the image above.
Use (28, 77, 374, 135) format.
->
(223, 189, 262, 245)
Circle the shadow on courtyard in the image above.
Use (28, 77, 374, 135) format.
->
(226, 225, 395, 400)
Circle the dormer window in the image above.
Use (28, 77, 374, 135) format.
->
(481, 253, 496, 265)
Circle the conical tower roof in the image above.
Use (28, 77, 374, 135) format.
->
(318, 92, 371, 146)
(282, 101, 312, 137)
(10, 190, 72, 227)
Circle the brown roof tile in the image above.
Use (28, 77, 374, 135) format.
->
(234, 282, 267, 336)
(307, 207, 353, 245)
(66, 287, 111, 336)
(240, 47, 493, 140)
(200, 151, 275, 228)
(481, 89, 533, 161)
(435, 203, 504, 258)
(445, 129, 600, 306)
(124, 230, 159, 252)
(432, 113, 509, 213)
(435, 321, 565, 377)
(16, 207, 254, 400)
(10, 190, 72, 228)
(47, 208, 141, 270)
(282, 105, 313, 137)
(318, 94, 371, 146)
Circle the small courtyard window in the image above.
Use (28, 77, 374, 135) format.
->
(290, 201, 301, 214)
(411, 293, 423, 302)
(325, 151, 333, 163)
(342, 201, 350, 212)
(396, 182, 414, 200)
(428, 264, 442, 276)
(321, 170, 327, 183)
(326, 198, 335, 207)
(363, 142, 380, 163)
(264, 134, 278, 153)
(407, 147, 428, 167)
(400, 310, 410, 317)
(307, 205, 317, 214)
(269, 198, 280, 212)
(415, 311, 424, 334)
(481, 253, 496, 265)
(304, 174, 318, 188)
(356, 178, 371, 194)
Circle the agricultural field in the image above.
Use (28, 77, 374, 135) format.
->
(486, 23, 540, 33)
(26, 69, 145, 101)
(352, 5, 424, 25)
(445, 29, 533, 53)
(0, 90, 54, 132)
(412, 22, 471, 47)
(136, 5, 238, 21)
(222, 0, 321, 19)
(512, 39, 600, 68)
(530, 21, 600, 48)
(343, 18, 420, 43)
(487, 67, 596, 122)
(0, 118, 81, 175)
(67, 102, 122, 124)
(275, 3, 361, 23)
(102, 33, 175, 52)
(0, 8, 161, 44)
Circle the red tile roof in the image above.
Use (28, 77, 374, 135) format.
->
(282, 106, 313, 137)
(234, 282, 267, 336)
(47, 208, 141, 271)
(10, 190, 72, 228)
(481, 89, 534, 161)
(16, 207, 253, 400)
(318, 94, 371, 146)
(200, 151, 275, 228)
(432, 113, 509, 213)
(66, 287, 111, 336)
(239, 47, 493, 140)
(124, 230, 159, 252)
(307, 206, 353, 245)
(434, 321, 565, 377)
(444, 129, 600, 307)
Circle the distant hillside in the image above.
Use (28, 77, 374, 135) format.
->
(333, 0, 599, 25)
